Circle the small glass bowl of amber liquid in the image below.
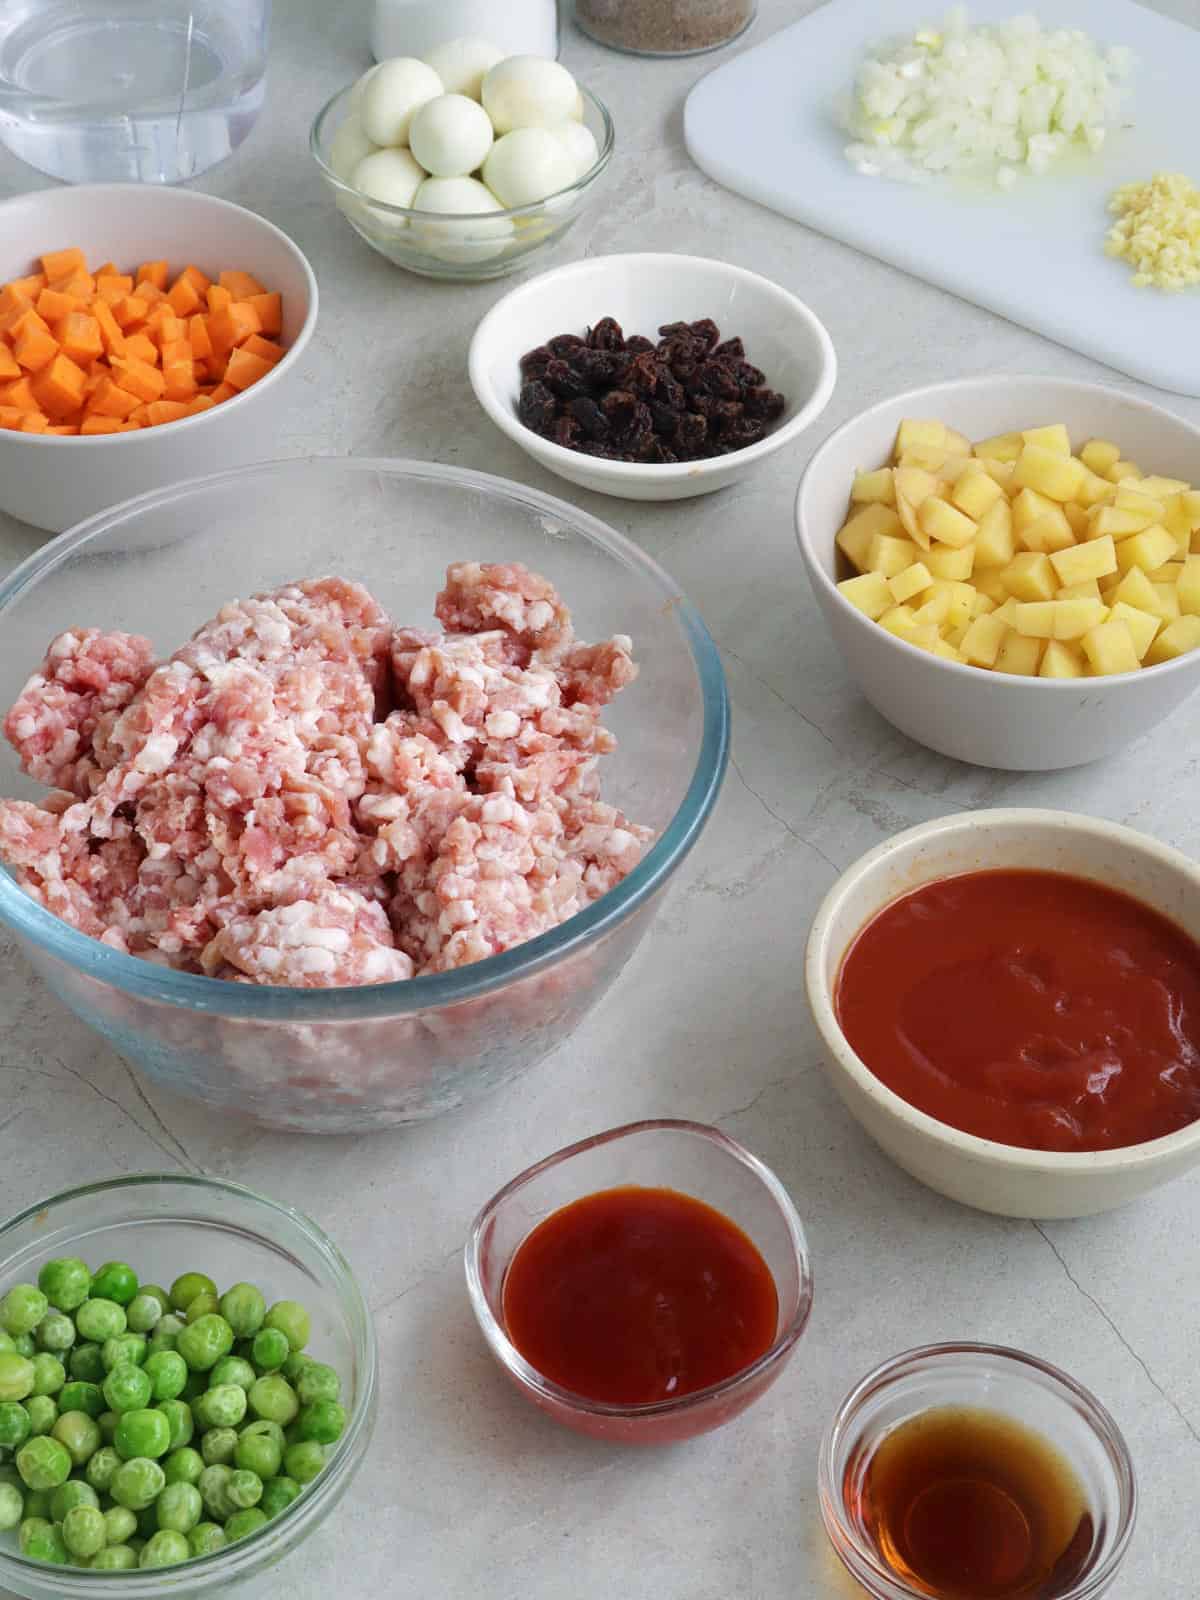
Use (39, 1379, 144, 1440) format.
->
(819, 1343, 1136, 1600)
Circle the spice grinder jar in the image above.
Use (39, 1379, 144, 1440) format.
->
(573, 0, 755, 56)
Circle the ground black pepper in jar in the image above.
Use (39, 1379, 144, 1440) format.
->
(574, 0, 755, 57)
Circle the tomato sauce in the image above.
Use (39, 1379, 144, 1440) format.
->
(501, 1186, 779, 1405)
(835, 869, 1200, 1153)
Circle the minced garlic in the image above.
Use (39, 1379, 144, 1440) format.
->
(1105, 172, 1200, 291)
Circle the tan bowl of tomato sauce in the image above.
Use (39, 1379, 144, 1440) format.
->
(805, 808, 1200, 1219)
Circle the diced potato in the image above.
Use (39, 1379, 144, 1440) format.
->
(898, 445, 958, 474)
(1021, 424, 1071, 457)
(887, 562, 933, 603)
(974, 571, 1009, 605)
(1010, 601, 1057, 638)
(1151, 582, 1181, 621)
(909, 624, 942, 651)
(1107, 601, 1161, 660)
(1145, 615, 1200, 665)
(1050, 535, 1117, 586)
(1114, 487, 1166, 521)
(867, 533, 923, 578)
(995, 632, 1044, 675)
(1001, 552, 1057, 602)
(974, 499, 1015, 569)
(1176, 555, 1200, 615)
(960, 613, 1009, 667)
(979, 457, 1016, 490)
(912, 589, 952, 626)
(1159, 561, 1185, 582)
(973, 431, 1023, 462)
(951, 463, 1004, 519)
(930, 578, 975, 630)
(925, 543, 976, 580)
(931, 639, 963, 662)
(1056, 579, 1102, 601)
(918, 496, 977, 548)
(879, 604, 917, 640)
(1039, 640, 1086, 678)
(894, 465, 939, 548)
(1110, 566, 1163, 616)
(1012, 487, 1059, 534)
(850, 467, 896, 505)
(1013, 444, 1086, 502)
(1163, 498, 1193, 555)
(1115, 524, 1177, 575)
(1063, 502, 1091, 538)
(837, 572, 892, 619)
(1080, 438, 1121, 475)
(945, 621, 969, 649)
(1089, 505, 1155, 540)
(971, 591, 996, 616)
(1082, 619, 1140, 675)
(1019, 510, 1075, 554)
(1074, 469, 1115, 508)
(1012, 598, 1106, 640)
(895, 418, 946, 457)
(944, 427, 972, 455)
(1137, 475, 1191, 499)
(837, 503, 903, 569)
(993, 597, 1020, 626)
(1105, 460, 1141, 483)
(1180, 490, 1200, 528)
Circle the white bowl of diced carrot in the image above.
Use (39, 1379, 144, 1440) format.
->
(0, 183, 318, 532)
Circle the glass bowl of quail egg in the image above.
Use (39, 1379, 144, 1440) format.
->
(311, 37, 614, 282)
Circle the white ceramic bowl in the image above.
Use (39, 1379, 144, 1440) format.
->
(469, 252, 837, 501)
(0, 184, 318, 533)
(796, 376, 1200, 770)
(805, 808, 1200, 1219)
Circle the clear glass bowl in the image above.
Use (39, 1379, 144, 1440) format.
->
(819, 1343, 1137, 1600)
(310, 83, 614, 282)
(0, 1174, 377, 1599)
(464, 1119, 813, 1443)
(0, 459, 728, 1132)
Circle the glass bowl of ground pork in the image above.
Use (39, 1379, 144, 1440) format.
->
(0, 459, 728, 1132)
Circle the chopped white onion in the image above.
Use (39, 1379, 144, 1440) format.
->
(839, 7, 1133, 187)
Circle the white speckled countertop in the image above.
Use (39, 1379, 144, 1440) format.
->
(1, 4, 1198, 1596)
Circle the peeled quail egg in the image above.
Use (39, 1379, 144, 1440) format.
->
(408, 94, 494, 179)
(481, 56, 578, 134)
(353, 147, 425, 207)
(571, 89, 585, 122)
(348, 63, 381, 112)
(411, 175, 514, 264)
(551, 120, 598, 181)
(483, 127, 576, 208)
(330, 113, 378, 181)
(361, 57, 443, 148)
(422, 36, 503, 101)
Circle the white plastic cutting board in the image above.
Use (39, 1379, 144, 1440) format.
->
(684, 0, 1200, 396)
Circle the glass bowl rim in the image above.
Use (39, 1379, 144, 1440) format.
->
(0, 455, 730, 1020)
(463, 1117, 815, 1419)
(817, 1339, 1138, 1600)
(309, 81, 615, 223)
(0, 1170, 379, 1589)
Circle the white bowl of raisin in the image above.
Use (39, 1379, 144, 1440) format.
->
(468, 252, 838, 502)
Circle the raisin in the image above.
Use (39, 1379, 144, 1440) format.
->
(586, 317, 625, 351)
(552, 414, 582, 449)
(569, 396, 609, 440)
(575, 348, 625, 388)
(743, 386, 786, 421)
(519, 345, 554, 380)
(689, 318, 720, 351)
(733, 360, 766, 389)
(626, 351, 663, 397)
(719, 417, 766, 452)
(699, 361, 741, 400)
(676, 412, 708, 452)
(713, 337, 745, 360)
(625, 335, 655, 355)
(578, 440, 619, 458)
(548, 334, 586, 359)
(518, 380, 559, 433)
(543, 358, 590, 401)
(650, 402, 680, 437)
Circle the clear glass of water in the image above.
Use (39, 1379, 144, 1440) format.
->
(0, 0, 270, 185)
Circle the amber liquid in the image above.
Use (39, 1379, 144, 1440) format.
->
(850, 1407, 1094, 1600)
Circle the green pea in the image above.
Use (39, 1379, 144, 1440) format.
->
(11, 1332, 34, 1357)
(21, 1486, 51, 1520)
(219, 1283, 266, 1338)
(92, 1545, 138, 1570)
(226, 1467, 263, 1509)
(185, 1291, 221, 1323)
(37, 1257, 91, 1312)
(126, 1293, 163, 1334)
(262, 1473, 302, 1520)
(60, 1501, 107, 1559)
(156, 1479, 202, 1533)
(0, 1482, 23, 1531)
(34, 1311, 75, 1353)
(50, 1478, 98, 1521)
(283, 1439, 325, 1485)
(86, 1443, 122, 1493)
(101, 1332, 147, 1371)
(196, 1382, 246, 1430)
(250, 1326, 290, 1372)
(211, 1355, 257, 1391)
(90, 1262, 138, 1306)
(189, 1520, 227, 1557)
(139, 1284, 171, 1314)
(264, 1300, 310, 1353)
(30, 1352, 65, 1396)
(163, 1445, 204, 1486)
(58, 1381, 104, 1417)
(239, 1415, 285, 1444)
(0, 1330, 12, 1355)
(0, 1352, 35, 1401)
(103, 1363, 152, 1414)
(52, 1408, 101, 1465)
(148, 1312, 185, 1352)
(16, 1434, 72, 1489)
(177, 1314, 234, 1372)
(114, 1406, 170, 1460)
(0, 1399, 30, 1449)
(157, 1397, 194, 1450)
(98, 1409, 119, 1442)
(143, 1348, 187, 1401)
(68, 1342, 106, 1384)
(20, 1515, 69, 1563)
(76, 1297, 127, 1343)
(281, 1350, 315, 1384)
(295, 1399, 346, 1445)
(24, 1394, 57, 1436)
(140, 1527, 189, 1567)
(225, 1505, 268, 1542)
(103, 1503, 137, 1543)
(197, 1462, 235, 1520)
(296, 1361, 340, 1405)
(169, 1273, 217, 1313)
(234, 1429, 281, 1480)
(110, 1455, 165, 1510)
(1, 1284, 48, 1336)
(248, 1373, 298, 1425)
(200, 1425, 238, 1466)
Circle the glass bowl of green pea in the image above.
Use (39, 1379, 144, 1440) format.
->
(0, 1172, 377, 1597)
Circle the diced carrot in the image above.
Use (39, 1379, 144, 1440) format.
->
(52, 270, 94, 302)
(30, 353, 87, 417)
(92, 300, 127, 359)
(144, 400, 189, 426)
(218, 269, 266, 300)
(209, 382, 237, 404)
(166, 274, 202, 317)
(96, 274, 134, 304)
(157, 316, 187, 349)
(245, 291, 282, 337)
(203, 354, 227, 383)
(124, 332, 159, 366)
(55, 312, 103, 366)
(86, 377, 140, 419)
(13, 318, 59, 373)
(19, 412, 49, 433)
(186, 393, 215, 416)
(189, 315, 213, 361)
(206, 283, 232, 315)
(160, 337, 191, 368)
(0, 376, 38, 412)
(242, 334, 284, 367)
(136, 281, 166, 307)
(0, 406, 24, 429)
(224, 347, 273, 391)
(35, 287, 74, 323)
(9, 307, 51, 343)
(48, 424, 80, 435)
(113, 295, 149, 330)
(93, 261, 117, 277)
(137, 260, 169, 291)
(127, 403, 151, 426)
(208, 301, 261, 358)
(0, 283, 34, 318)
(109, 357, 164, 404)
(8, 273, 46, 301)
(0, 345, 18, 381)
(40, 248, 85, 280)
(177, 264, 211, 295)
(161, 361, 197, 401)
(80, 415, 133, 434)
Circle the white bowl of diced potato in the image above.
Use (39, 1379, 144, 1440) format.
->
(795, 376, 1200, 770)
